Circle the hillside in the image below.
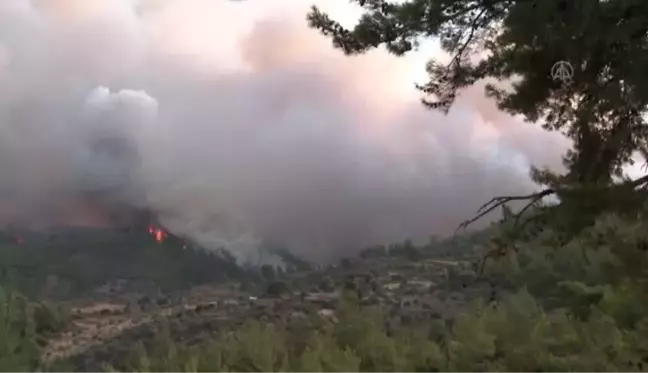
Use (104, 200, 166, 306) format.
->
(0, 209, 646, 372)
(0, 228, 260, 300)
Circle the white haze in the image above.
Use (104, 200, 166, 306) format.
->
(0, 0, 569, 263)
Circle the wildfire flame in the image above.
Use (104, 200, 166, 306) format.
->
(148, 224, 168, 244)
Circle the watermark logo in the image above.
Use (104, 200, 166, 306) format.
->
(551, 60, 574, 84)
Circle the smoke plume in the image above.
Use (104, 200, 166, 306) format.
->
(0, 0, 568, 262)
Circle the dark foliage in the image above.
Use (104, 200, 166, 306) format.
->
(0, 229, 260, 299)
(309, 0, 648, 185)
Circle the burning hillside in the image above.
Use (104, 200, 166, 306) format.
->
(3, 222, 176, 247)
(0, 198, 176, 246)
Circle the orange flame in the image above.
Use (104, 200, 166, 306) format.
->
(148, 224, 168, 244)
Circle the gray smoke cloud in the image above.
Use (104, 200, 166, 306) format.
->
(0, 0, 569, 262)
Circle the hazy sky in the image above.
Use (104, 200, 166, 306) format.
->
(0, 0, 571, 262)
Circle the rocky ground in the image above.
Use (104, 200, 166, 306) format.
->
(42, 255, 491, 369)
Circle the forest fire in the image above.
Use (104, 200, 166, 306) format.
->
(148, 224, 168, 244)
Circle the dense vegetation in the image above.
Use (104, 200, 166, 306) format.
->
(0, 231, 259, 300)
(0, 286, 68, 371)
(85, 213, 648, 372)
(360, 228, 491, 261)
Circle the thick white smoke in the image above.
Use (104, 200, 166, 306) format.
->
(0, 0, 569, 262)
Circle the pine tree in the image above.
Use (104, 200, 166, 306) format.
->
(309, 0, 648, 236)
(0, 287, 39, 371)
(309, 0, 648, 182)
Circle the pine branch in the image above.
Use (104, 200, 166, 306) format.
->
(458, 188, 555, 232)
(447, 7, 488, 68)
(458, 173, 648, 233)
